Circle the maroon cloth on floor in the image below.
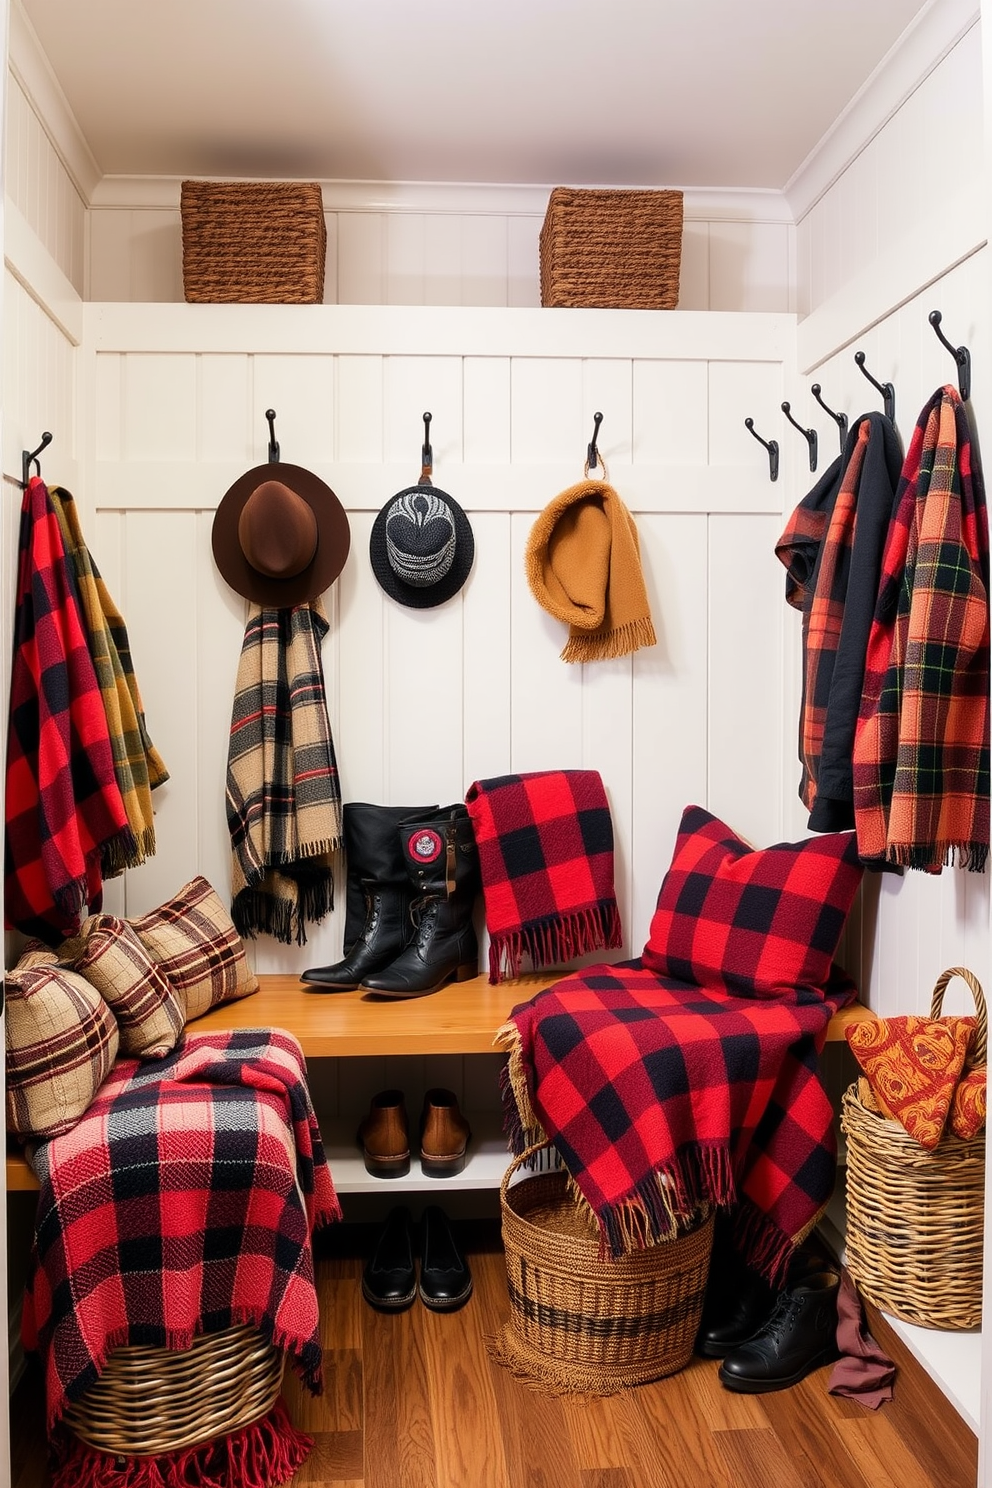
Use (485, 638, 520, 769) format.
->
(828, 1266, 896, 1409)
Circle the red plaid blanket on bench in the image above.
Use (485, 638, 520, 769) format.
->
(22, 1027, 340, 1445)
(497, 963, 853, 1285)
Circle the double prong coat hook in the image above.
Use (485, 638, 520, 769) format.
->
(586, 411, 604, 475)
(421, 412, 433, 480)
(811, 383, 849, 454)
(21, 431, 53, 489)
(265, 409, 280, 463)
(781, 401, 818, 472)
(929, 311, 971, 402)
(854, 351, 895, 424)
(744, 417, 779, 482)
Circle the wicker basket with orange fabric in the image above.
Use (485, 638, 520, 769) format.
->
(840, 966, 986, 1330)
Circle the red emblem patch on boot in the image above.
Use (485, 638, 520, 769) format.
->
(408, 828, 444, 863)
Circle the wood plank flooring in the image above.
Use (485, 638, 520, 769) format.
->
(9, 1220, 978, 1488)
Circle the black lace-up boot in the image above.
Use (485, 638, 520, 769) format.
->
(717, 1270, 840, 1393)
(360, 805, 481, 998)
(301, 802, 436, 992)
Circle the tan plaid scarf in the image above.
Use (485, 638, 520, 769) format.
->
(226, 598, 343, 944)
(49, 486, 168, 875)
(525, 475, 656, 662)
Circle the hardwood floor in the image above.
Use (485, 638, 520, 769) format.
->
(9, 1220, 979, 1488)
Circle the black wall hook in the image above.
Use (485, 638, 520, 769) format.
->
(21, 431, 53, 489)
(928, 310, 971, 402)
(265, 409, 280, 463)
(587, 411, 604, 474)
(811, 383, 849, 453)
(781, 401, 818, 472)
(854, 351, 895, 424)
(421, 412, 433, 479)
(744, 417, 779, 482)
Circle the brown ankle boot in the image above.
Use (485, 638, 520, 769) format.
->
(420, 1088, 471, 1177)
(358, 1089, 410, 1178)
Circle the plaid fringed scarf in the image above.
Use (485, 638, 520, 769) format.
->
(49, 486, 169, 874)
(22, 1028, 339, 1483)
(227, 599, 343, 944)
(4, 476, 132, 943)
(497, 963, 855, 1285)
(465, 770, 622, 982)
(853, 385, 990, 872)
(775, 412, 902, 831)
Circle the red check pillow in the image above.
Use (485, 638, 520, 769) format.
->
(642, 805, 864, 998)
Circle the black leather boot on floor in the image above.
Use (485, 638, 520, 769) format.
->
(418, 1205, 473, 1312)
(718, 1270, 841, 1393)
(361, 805, 481, 999)
(695, 1260, 778, 1359)
(361, 1206, 417, 1312)
(301, 802, 436, 992)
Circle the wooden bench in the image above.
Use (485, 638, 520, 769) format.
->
(5, 973, 876, 1192)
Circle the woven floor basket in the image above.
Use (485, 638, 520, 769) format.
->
(490, 1142, 713, 1393)
(841, 967, 986, 1331)
(539, 187, 683, 309)
(181, 180, 326, 303)
(62, 1324, 284, 1457)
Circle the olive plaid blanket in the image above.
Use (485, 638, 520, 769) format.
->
(227, 600, 343, 944)
(22, 1027, 340, 1435)
(4, 476, 132, 942)
(497, 963, 854, 1285)
(853, 385, 990, 871)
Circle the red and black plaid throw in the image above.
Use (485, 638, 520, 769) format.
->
(22, 1027, 340, 1436)
(853, 385, 990, 871)
(5, 476, 133, 943)
(465, 770, 623, 982)
(497, 963, 855, 1285)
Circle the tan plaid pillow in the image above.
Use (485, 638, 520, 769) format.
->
(16, 940, 60, 971)
(69, 915, 185, 1059)
(5, 966, 119, 1139)
(130, 875, 259, 1023)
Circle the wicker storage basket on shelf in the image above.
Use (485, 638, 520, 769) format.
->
(539, 187, 684, 309)
(840, 966, 986, 1331)
(489, 1142, 713, 1393)
(62, 1324, 284, 1457)
(180, 180, 326, 304)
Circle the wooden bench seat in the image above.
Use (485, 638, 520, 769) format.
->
(5, 973, 876, 1192)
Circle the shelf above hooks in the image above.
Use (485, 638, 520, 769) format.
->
(744, 416, 779, 482)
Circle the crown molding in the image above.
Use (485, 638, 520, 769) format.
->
(8, 0, 101, 202)
(88, 174, 792, 222)
(785, 0, 980, 223)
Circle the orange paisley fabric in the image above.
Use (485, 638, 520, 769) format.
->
(846, 1015, 977, 1149)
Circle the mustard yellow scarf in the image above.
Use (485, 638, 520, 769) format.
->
(525, 474, 656, 663)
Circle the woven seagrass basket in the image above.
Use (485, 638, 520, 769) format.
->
(490, 1142, 713, 1393)
(62, 1324, 284, 1456)
(841, 967, 986, 1331)
(539, 187, 683, 309)
(181, 180, 326, 303)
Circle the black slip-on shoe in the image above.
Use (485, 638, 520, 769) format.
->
(418, 1204, 473, 1313)
(362, 1206, 417, 1312)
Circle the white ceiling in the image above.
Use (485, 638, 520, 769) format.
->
(20, 0, 932, 191)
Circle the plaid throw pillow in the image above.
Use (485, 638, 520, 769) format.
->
(5, 964, 119, 1139)
(642, 805, 864, 998)
(66, 914, 185, 1059)
(129, 875, 259, 1022)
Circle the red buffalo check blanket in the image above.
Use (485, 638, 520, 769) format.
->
(497, 964, 854, 1285)
(22, 1027, 340, 1451)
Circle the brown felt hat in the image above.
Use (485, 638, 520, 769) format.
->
(212, 463, 351, 605)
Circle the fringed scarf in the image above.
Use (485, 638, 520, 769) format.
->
(853, 385, 990, 872)
(49, 486, 169, 874)
(4, 476, 132, 942)
(226, 599, 343, 944)
(525, 473, 656, 662)
(465, 770, 623, 982)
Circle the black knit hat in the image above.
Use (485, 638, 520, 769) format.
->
(369, 482, 475, 608)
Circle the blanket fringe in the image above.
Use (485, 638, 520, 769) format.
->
(102, 824, 155, 876)
(50, 1396, 311, 1488)
(488, 905, 622, 982)
(560, 615, 657, 664)
(887, 840, 990, 874)
(731, 1194, 808, 1289)
(495, 1020, 542, 1152)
